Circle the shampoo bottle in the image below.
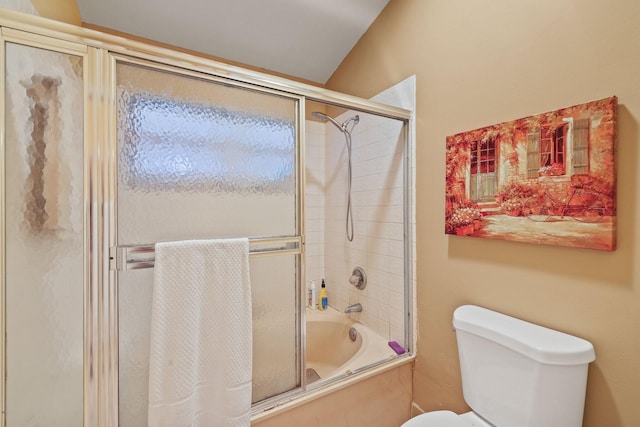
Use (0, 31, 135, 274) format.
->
(319, 279, 328, 311)
(309, 280, 317, 310)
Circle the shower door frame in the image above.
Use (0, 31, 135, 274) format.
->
(107, 52, 308, 413)
(0, 9, 413, 427)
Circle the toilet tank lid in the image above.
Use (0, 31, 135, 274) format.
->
(453, 305, 595, 365)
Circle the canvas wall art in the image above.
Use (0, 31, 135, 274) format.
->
(445, 96, 617, 251)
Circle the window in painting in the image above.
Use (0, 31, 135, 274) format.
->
(470, 138, 496, 175)
(540, 124, 567, 171)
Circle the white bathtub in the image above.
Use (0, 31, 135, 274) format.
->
(305, 307, 398, 383)
(251, 308, 412, 424)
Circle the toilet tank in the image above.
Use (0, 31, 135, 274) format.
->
(453, 305, 595, 427)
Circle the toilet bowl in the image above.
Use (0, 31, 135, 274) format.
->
(402, 410, 492, 426)
(401, 305, 595, 427)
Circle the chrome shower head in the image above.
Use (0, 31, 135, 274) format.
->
(310, 111, 328, 121)
(311, 111, 343, 130)
(311, 111, 360, 132)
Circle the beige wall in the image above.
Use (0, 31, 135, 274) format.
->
(31, 0, 81, 25)
(327, 1, 640, 426)
(0, 0, 80, 26)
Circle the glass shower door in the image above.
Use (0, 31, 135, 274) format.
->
(114, 60, 302, 426)
(3, 39, 86, 426)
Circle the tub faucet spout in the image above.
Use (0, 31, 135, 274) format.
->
(345, 303, 362, 314)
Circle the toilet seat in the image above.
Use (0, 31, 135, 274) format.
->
(401, 411, 493, 427)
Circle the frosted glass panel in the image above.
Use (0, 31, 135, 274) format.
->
(116, 61, 300, 425)
(4, 43, 84, 426)
(118, 255, 299, 425)
(251, 255, 299, 403)
(116, 62, 296, 243)
(118, 269, 153, 427)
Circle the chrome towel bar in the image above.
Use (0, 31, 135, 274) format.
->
(109, 236, 302, 271)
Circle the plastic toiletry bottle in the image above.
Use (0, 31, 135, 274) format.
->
(319, 279, 328, 311)
(309, 280, 317, 310)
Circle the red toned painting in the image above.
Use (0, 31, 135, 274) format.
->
(445, 96, 617, 251)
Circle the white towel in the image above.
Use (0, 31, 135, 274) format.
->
(148, 239, 252, 427)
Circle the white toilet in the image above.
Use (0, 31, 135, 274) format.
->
(402, 305, 595, 427)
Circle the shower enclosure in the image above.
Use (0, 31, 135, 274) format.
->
(115, 60, 302, 425)
(306, 96, 414, 369)
(0, 11, 412, 426)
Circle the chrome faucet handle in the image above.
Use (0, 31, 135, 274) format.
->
(344, 303, 363, 314)
(349, 266, 367, 290)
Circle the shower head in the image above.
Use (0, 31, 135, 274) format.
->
(311, 111, 343, 130)
(311, 111, 360, 132)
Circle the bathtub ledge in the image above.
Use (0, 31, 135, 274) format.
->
(250, 353, 415, 423)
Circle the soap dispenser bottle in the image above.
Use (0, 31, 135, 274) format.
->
(319, 279, 328, 311)
(308, 280, 317, 310)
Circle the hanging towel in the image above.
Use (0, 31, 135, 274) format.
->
(148, 238, 252, 427)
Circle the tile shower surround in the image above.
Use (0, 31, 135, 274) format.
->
(305, 77, 415, 348)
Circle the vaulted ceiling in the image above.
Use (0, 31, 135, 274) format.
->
(75, 0, 389, 83)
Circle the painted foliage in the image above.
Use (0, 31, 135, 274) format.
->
(445, 96, 617, 251)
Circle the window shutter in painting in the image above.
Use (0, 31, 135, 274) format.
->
(526, 131, 541, 178)
(572, 118, 590, 174)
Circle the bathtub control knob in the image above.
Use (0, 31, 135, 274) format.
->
(349, 266, 367, 290)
